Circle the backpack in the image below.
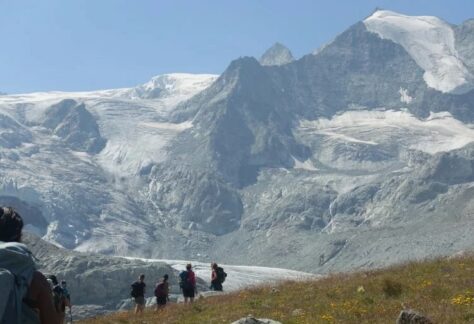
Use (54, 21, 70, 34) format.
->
(0, 242, 39, 324)
(154, 282, 166, 298)
(52, 285, 66, 312)
(130, 282, 141, 298)
(62, 287, 71, 304)
(179, 271, 191, 290)
(216, 267, 227, 284)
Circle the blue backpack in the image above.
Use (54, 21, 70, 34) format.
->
(179, 271, 191, 290)
(0, 242, 39, 324)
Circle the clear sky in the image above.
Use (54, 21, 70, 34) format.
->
(1, 0, 473, 93)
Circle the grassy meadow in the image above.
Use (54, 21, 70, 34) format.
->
(79, 254, 474, 323)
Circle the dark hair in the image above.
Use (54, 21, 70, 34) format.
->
(212, 263, 218, 270)
(48, 274, 59, 285)
(163, 274, 169, 281)
(139, 274, 145, 280)
(0, 207, 23, 242)
(186, 263, 192, 270)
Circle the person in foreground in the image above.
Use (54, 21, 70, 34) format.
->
(0, 207, 60, 324)
(131, 274, 146, 314)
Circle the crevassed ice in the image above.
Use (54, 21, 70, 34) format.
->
(0, 74, 218, 179)
(299, 110, 474, 154)
(364, 10, 473, 94)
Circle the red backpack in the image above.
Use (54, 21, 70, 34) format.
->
(154, 282, 166, 297)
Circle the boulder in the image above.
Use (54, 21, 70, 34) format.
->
(396, 309, 433, 324)
(231, 316, 282, 324)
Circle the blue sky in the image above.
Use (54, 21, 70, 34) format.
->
(1, 0, 473, 93)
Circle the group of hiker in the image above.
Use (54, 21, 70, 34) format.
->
(0, 206, 72, 324)
(46, 275, 72, 323)
(0, 206, 229, 323)
(130, 273, 170, 314)
(130, 262, 228, 313)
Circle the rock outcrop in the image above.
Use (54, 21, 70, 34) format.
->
(396, 309, 433, 324)
(22, 234, 178, 318)
(231, 316, 282, 324)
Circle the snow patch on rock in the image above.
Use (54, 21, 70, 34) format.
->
(364, 10, 474, 93)
(292, 156, 318, 171)
(399, 87, 413, 104)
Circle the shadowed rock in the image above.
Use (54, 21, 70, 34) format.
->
(396, 309, 433, 324)
(231, 316, 282, 324)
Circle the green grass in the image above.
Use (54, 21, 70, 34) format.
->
(80, 254, 474, 323)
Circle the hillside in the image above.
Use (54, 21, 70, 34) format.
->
(79, 254, 474, 323)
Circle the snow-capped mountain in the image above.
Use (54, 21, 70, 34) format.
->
(0, 73, 217, 252)
(1, 10, 474, 275)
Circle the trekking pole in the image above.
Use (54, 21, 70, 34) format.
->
(69, 306, 73, 323)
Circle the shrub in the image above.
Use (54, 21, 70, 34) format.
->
(463, 313, 474, 321)
(382, 278, 402, 298)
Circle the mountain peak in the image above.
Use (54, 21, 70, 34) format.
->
(259, 42, 294, 66)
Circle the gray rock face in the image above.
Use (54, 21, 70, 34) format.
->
(0, 113, 32, 148)
(38, 99, 106, 153)
(259, 43, 294, 66)
(456, 19, 474, 73)
(331, 184, 380, 222)
(421, 150, 474, 185)
(148, 164, 242, 235)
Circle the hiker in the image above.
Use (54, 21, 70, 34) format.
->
(179, 263, 196, 303)
(48, 275, 70, 324)
(61, 281, 70, 306)
(131, 274, 146, 314)
(210, 262, 227, 291)
(154, 274, 169, 311)
(0, 206, 60, 324)
(60, 281, 72, 323)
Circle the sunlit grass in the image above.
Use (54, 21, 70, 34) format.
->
(79, 254, 474, 323)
